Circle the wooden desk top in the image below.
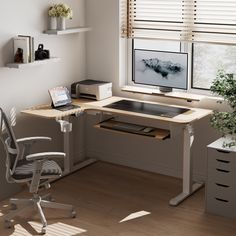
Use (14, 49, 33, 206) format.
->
(21, 96, 212, 124)
(21, 104, 83, 119)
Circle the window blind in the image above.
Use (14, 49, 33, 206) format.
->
(121, 0, 236, 44)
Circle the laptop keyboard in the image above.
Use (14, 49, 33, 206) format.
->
(55, 104, 80, 111)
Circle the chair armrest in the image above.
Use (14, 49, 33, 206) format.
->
(26, 152, 66, 161)
(17, 136, 52, 145)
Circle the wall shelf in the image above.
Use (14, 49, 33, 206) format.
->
(6, 57, 60, 69)
(43, 27, 91, 35)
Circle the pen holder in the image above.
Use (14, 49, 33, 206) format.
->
(56, 120, 72, 133)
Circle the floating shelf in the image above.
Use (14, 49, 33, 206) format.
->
(43, 27, 91, 35)
(6, 57, 60, 69)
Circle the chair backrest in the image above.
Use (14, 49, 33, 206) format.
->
(0, 108, 20, 182)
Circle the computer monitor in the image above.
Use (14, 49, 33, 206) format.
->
(133, 49, 188, 92)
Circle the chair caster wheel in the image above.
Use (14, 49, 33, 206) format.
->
(4, 220, 12, 229)
(71, 210, 76, 218)
(41, 227, 46, 234)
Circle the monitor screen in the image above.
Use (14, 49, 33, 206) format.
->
(49, 86, 71, 108)
(133, 49, 188, 90)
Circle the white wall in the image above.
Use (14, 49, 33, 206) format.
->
(85, 0, 223, 180)
(0, 0, 86, 200)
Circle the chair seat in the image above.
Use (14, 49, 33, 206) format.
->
(13, 159, 62, 180)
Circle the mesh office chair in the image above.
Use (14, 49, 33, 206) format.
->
(0, 108, 76, 234)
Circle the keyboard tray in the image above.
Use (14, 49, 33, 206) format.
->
(95, 119, 170, 140)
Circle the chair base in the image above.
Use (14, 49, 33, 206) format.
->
(4, 193, 76, 234)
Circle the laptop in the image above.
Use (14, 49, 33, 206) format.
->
(49, 86, 80, 111)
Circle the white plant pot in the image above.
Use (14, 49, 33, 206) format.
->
(222, 134, 236, 148)
(49, 17, 57, 30)
(57, 17, 66, 30)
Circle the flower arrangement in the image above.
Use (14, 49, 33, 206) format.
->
(210, 69, 236, 148)
(48, 4, 57, 17)
(48, 3, 73, 19)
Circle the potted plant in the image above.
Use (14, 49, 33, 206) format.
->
(48, 5, 58, 30)
(210, 69, 236, 148)
(55, 3, 73, 30)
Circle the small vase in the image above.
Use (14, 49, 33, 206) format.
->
(57, 17, 66, 30)
(49, 17, 57, 30)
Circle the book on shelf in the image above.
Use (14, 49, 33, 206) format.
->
(13, 35, 34, 64)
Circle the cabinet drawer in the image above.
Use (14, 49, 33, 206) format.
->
(206, 180, 235, 202)
(208, 168, 236, 186)
(206, 195, 236, 218)
(208, 148, 236, 172)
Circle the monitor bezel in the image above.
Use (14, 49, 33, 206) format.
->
(132, 48, 188, 91)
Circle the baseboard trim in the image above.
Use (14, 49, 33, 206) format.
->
(73, 149, 86, 163)
(86, 149, 206, 181)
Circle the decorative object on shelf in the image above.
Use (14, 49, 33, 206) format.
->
(13, 36, 29, 63)
(13, 35, 34, 63)
(49, 17, 57, 30)
(47, 3, 73, 30)
(35, 44, 50, 60)
(55, 3, 73, 19)
(210, 69, 236, 148)
(56, 3, 73, 30)
(57, 17, 66, 30)
(14, 48, 23, 63)
(48, 5, 57, 30)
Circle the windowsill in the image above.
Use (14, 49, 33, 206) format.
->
(121, 85, 218, 102)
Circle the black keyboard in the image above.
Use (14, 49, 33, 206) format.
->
(112, 123, 145, 132)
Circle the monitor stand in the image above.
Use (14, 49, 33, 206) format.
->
(159, 86, 172, 93)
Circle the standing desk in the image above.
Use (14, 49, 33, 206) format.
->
(22, 96, 212, 206)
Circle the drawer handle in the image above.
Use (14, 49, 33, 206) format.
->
(217, 149, 230, 154)
(216, 168, 230, 173)
(216, 159, 230, 164)
(215, 183, 229, 188)
(215, 197, 229, 203)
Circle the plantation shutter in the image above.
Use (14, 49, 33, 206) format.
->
(121, 0, 236, 44)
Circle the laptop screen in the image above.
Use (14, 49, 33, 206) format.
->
(49, 86, 71, 108)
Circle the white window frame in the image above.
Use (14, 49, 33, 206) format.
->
(124, 39, 214, 96)
(120, 0, 236, 97)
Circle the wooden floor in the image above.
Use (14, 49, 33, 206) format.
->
(0, 162, 236, 236)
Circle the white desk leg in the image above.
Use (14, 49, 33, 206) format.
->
(63, 117, 71, 174)
(57, 116, 96, 175)
(57, 117, 72, 174)
(169, 124, 204, 206)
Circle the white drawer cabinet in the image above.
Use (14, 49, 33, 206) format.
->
(206, 138, 236, 218)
